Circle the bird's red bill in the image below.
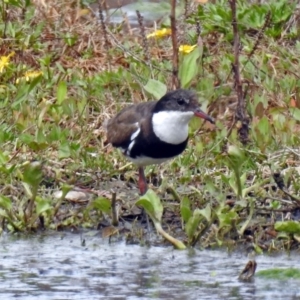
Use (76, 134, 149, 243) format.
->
(194, 110, 215, 124)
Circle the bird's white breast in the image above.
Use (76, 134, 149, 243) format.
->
(152, 111, 194, 144)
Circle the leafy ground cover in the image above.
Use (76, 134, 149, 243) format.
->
(1, 0, 300, 252)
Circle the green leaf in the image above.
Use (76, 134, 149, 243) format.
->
(19, 133, 34, 145)
(136, 199, 155, 217)
(229, 173, 239, 196)
(270, 200, 280, 209)
(144, 79, 167, 100)
(218, 210, 238, 228)
(0, 195, 12, 211)
(0, 151, 9, 164)
(180, 196, 191, 223)
(61, 184, 72, 197)
(22, 161, 43, 187)
(178, 46, 202, 88)
(36, 197, 51, 215)
(59, 141, 71, 159)
(240, 172, 247, 188)
(48, 126, 62, 142)
(28, 74, 42, 94)
(0, 209, 9, 218)
(92, 197, 111, 213)
(5, 0, 23, 8)
(185, 208, 202, 240)
(227, 145, 246, 171)
(136, 189, 163, 222)
(64, 33, 77, 47)
(257, 116, 270, 135)
(290, 108, 300, 121)
(227, 145, 244, 160)
(199, 204, 211, 222)
(57, 81, 67, 104)
(252, 243, 263, 255)
(22, 182, 32, 198)
(275, 221, 300, 234)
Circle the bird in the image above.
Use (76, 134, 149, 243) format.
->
(106, 89, 215, 195)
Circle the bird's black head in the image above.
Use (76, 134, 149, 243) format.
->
(154, 89, 215, 123)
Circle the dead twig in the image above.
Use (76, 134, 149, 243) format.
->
(98, 1, 111, 71)
(184, 0, 189, 21)
(111, 191, 119, 226)
(242, 11, 271, 72)
(170, 0, 180, 89)
(229, 0, 249, 145)
(136, 10, 149, 61)
(136, 10, 152, 75)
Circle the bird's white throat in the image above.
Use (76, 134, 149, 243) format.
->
(152, 110, 194, 144)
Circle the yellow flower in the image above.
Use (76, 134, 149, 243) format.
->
(147, 28, 171, 39)
(16, 70, 43, 84)
(179, 44, 197, 54)
(0, 52, 15, 73)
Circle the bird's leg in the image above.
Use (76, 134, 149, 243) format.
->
(138, 166, 148, 195)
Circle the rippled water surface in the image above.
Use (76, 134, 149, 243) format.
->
(91, 0, 175, 26)
(0, 233, 299, 300)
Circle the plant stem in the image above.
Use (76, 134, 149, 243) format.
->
(154, 222, 186, 250)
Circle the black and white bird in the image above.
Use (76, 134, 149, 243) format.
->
(106, 89, 215, 195)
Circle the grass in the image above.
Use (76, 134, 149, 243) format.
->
(0, 0, 300, 251)
(257, 268, 300, 280)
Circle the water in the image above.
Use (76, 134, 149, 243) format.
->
(0, 232, 299, 299)
(90, 0, 176, 26)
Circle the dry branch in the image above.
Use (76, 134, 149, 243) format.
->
(136, 10, 150, 63)
(229, 0, 249, 145)
(170, 0, 180, 89)
(98, 1, 111, 71)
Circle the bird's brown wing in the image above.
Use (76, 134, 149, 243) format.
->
(106, 101, 156, 147)
(106, 122, 138, 148)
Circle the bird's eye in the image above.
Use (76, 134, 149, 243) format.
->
(177, 98, 185, 105)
